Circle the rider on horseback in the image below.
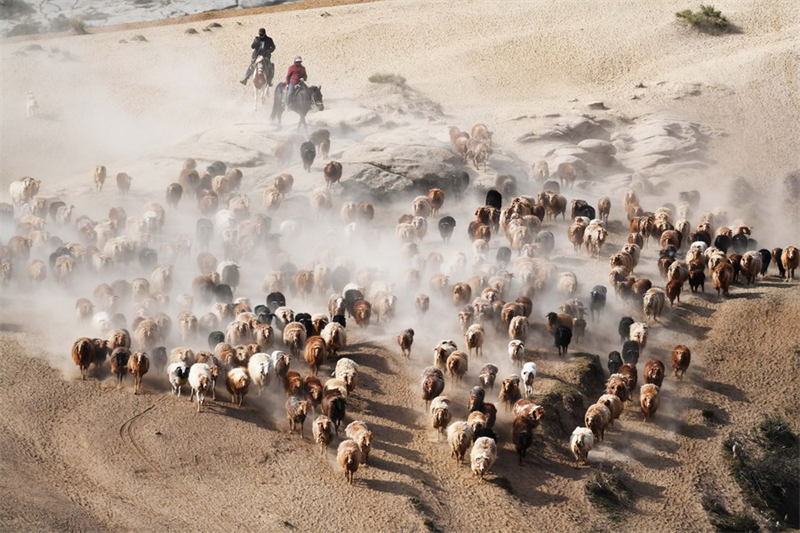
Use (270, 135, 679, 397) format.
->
(240, 28, 276, 85)
(284, 56, 307, 107)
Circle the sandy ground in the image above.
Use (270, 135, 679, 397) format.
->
(1, 1, 799, 531)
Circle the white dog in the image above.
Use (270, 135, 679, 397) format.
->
(26, 92, 40, 117)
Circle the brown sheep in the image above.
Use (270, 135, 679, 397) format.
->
(712, 262, 734, 297)
(585, 403, 611, 441)
(597, 394, 623, 427)
(640, 384, 660, 421)
(226, 367, 250, 407)
(619, 363, 638, 392)
(421, 367, 445, 409)
(782, 246, 798, 280)
(644, 358, 665, 387)
(116, 172, 132, 194)
(274, 173, 294, 196)
(397, 328, 414, 359)
(606, 373, 630, 403)
(345, 420, 373, 465)
(568, 219, 588, 252)
(71, 337, 95, 379)
(303, 336, 327, 376)
(352, 299, 372, 328)
(286, 397, 309, 437)
(284, 370, 304, 397)
(337, 439, 362, 484)
(93, 165, 107, 191)
(464, 324, 483, 358)
(446, 351, 469, 382)
(429, 396, 452, 441)
(740, 251, 762, 285)
(597, 197, 611, 222)
(670, 345, 691, 379)
(312, 415, 336, 456)
(282, 322, 307, 357)
(428, 188, 445, 216)
(642, 287, 666, 322)
(293, 269, 314, 296)
(665, 279, 682, 306)
(127, 351, 149, 394)
(498, 375, 522, 411)
(323, 161, 342, 188)
(452, 282, 472, 307)
(508, 315, 527, 342)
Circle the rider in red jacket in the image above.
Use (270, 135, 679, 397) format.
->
(284, 56, 307, 106)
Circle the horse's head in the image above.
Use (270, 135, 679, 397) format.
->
(310, 86, 324, 111)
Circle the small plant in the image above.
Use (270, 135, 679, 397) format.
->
(585, 466, 632, 517)
(723, 416, 799, 529)
(69, 18, 88, 35)
(676, 5, 730, 33)
(368, 73, 406, 86)
(701, 494, 759, 532)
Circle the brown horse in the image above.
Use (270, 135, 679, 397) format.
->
(252, 56, 272, 111)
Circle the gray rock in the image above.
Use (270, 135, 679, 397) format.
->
(588, 101, 608, 110)
(578, 139, 616, 155)
(516, 115, 610, 143)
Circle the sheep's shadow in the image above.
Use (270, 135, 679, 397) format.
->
(695, 377, 748, 402)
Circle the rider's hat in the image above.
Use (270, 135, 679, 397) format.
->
(258, 28, 266, 36)
(294, 56, 303, 63)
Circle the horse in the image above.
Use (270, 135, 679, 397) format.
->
(252, 56, 273, 111)
(271, 82, 324, 132)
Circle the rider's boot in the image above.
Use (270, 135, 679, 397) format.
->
(240, 63, 254, 85)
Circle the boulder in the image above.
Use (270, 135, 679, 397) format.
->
(516, 115, 610, 144)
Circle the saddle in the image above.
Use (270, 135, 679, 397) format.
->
(286, 81, 306, 107)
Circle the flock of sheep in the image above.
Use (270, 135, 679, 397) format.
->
(2, 120, 798, 485)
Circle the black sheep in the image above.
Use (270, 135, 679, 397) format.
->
(343, 289, 364, 316)
(473, 426, 498, 444)
(332, 314, 347, 328)
(213, 283, 233, 304)
(447, 170, 469, 198)
(438, 216, 456, 243)
(773, 248, 785, 278)
(690, 230, 711, 247)
(622, 340, 640, 366)
(206, 160, 227, 177)
(295, 313, 315, 337)
(469, 386, 485, 412)
(254, 304, 268, 316)
(485, 189, 502, 210)
(496, 246, 511, 265)
(48, 247, 71, 268)
(266, 291, 286, 312)
(322, 391, 347, 432)
(607, 351, 623, 375)
(731, 233, 748, 254)
(512, 417, 534, 465)
(618, 316, 635, 343)
(589, 285, 607, 320)
(208, 331, 225, 349)
(535, 231, 555, 256)
(150, 346, 167, 370)
(571, 199, 596, 220)
(300, 141, 316, 172)
(713, 234, 732, 253)
(554, 325, 572, 356)
(758, 249, 772, 276)
(138, 248, 158, 270)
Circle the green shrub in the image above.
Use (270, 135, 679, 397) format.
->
(368, 73, 406, 86)
(676, 5, 730, 33)
(585, 466, 632, 517)
(69, 18, 88, 35)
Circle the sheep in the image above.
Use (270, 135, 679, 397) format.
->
(167, 362, 190, 397)
(320, 322, 346, 358)
(546, 312, 573, 334)
(127, 352, 149, 394)
(282, 321, 307, 357)
(322, 390, 347, 432)
(352, 299, 372, 328)
(597, 197, 611, 222)
(412, 195, 433, 218)
(345, 421, 373, 465)
(554, 325, 572, 356)
(116, 173, 132, 194)
(9, 176, 40, 206)
(470, 437, 497, 480)
(740, 251, 762, 285)
(285, 371, 305, 397)
(464, 324, 484, 359)
(584, 403, 611, 441)
(247, 352, 271, 394)
(619, 363, 638, 393)
(430, 396, 452, 440)
(109, 347, 131, 387)
(333, 358, 358, 393)
(304, 376, 324, 411)
(640, 384, 660, 421)
(589, 285, 607, 321)
(189, 363, 212, 413)
(504, 339, 524, 368)
(644, 358, 666, 387)
(508, 315, 527, 342)
(643, 288, 666, 322)
(521, 362, 537, 398)
(512, 415, 534, 465)
(666, 279, 682, 306)
(446, 351, 469, 382)
(397, 328, 414, 359)
(303, 335, 328, 376)
(226, 367, 250, 407)
(712, 262, 734, 297)
(478, 363, 499, 390)
(558, 271, 578, 297)
(286, 397, 310, 437)
(670, 345, 691, 379)
(570, 427, 594, 465)
(447, 421, 474, 464)
(421, 366, 445, 408)
(607, 351, 623, 375)
(781, 246, 798, 281)
(568, 219, 588, 252)
(324, 378, 349, 399)
(498, 375, 522, 411)
(433, 340, 458, 370)
(629, 322, 649, 352)
(323, 161, 342, 188)
(597, 394, 623, 427)
(312, 415, 336, 455)
(337, 439, 362, 484)
(606, 373, 630, 403)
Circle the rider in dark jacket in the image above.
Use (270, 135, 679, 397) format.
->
(240, 28, 276, 85)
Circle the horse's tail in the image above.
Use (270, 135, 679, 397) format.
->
(271, 82, 286, 122)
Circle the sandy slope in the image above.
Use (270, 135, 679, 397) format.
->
(1, 0, 799, 531)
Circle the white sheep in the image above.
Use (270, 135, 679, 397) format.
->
(629, 321, 649, 351)
(570, 426, 594, 465)
(470, 436, 497, 480)
(167, 362, 190, 397)
(521, 361, 537, 398)
(332, 358, 358, 392)
(446, 421, 473, 464)
(247, 352, 272, 394)
(9, 177, 41, 206)
(189, 363, 212, 413)
(508, 339, 525, 367)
